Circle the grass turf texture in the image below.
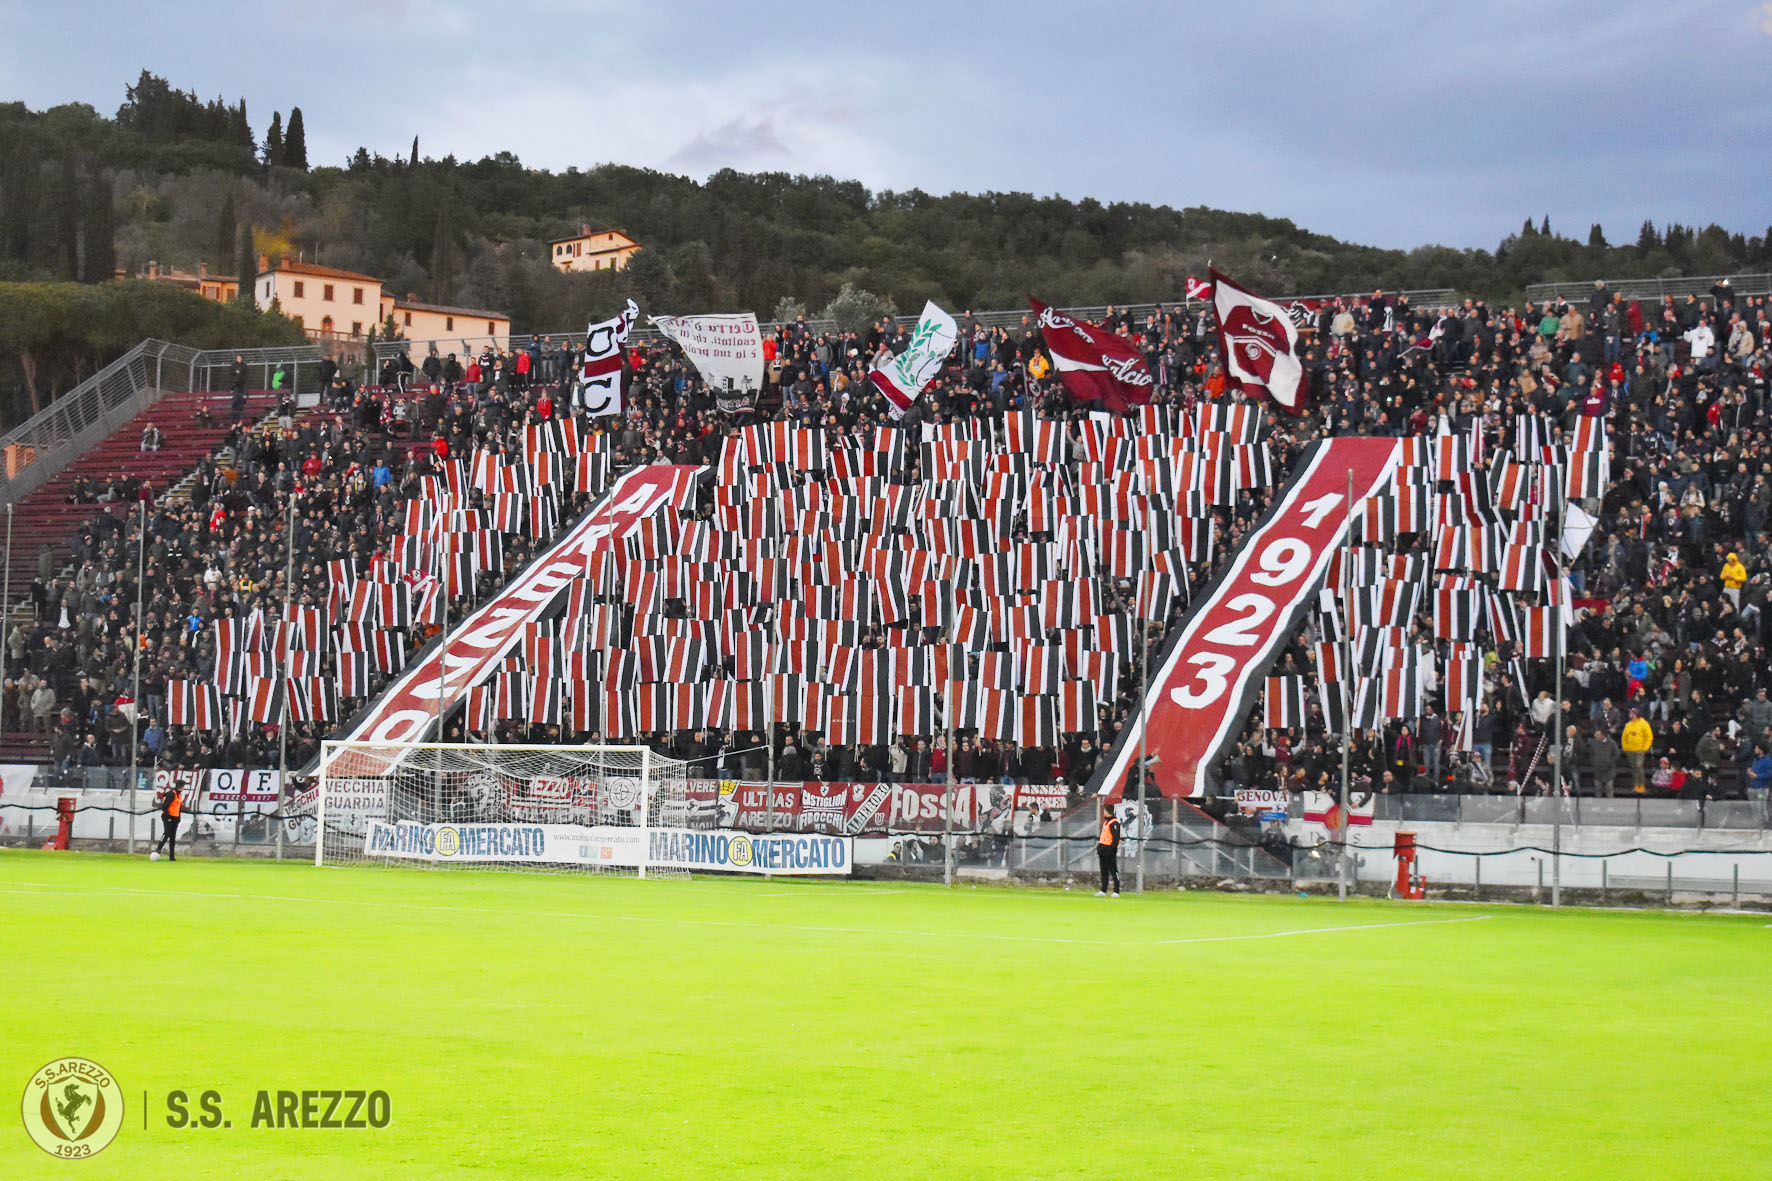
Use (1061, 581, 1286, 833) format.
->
(2, 852, 1768, 1179)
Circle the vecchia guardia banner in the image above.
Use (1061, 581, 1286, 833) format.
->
(650, 312, 765, 409)
(866, 300, 957, 417)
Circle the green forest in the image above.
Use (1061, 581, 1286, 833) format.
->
(2, 69, 1769, 427)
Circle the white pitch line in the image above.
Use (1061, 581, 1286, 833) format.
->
(0, 883, 1124, 946)
(0, 881, 1499, 948)
(752, 888, 910, 898)
(1151, 914, 1493, 945)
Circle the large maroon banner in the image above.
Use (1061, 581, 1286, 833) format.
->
(334, 464, 699, 763)
(1030, 297, 1154, 415)
(1093, 436, 1400, 799)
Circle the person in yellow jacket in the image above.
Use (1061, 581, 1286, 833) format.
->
(1620, 709, 1654, 794)
(1721, 552, 1747, 607)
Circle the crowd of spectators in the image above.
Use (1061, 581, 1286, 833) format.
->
(6, 276, 1771, 812)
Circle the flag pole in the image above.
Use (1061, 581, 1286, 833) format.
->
(127, 498, 146, 855)
(275, 485, 297, 862)
(1551, 471, 1566, 908)
(434, 487, 453, 822)
(1338, 468, 1354, 902)
(764, 597, 778, 841)
(943, 713, 956, 888)
(1136, 470, 1152, 895)
(1, 503, 10, 738)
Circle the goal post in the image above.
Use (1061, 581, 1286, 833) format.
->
(312, 740, 690, 875)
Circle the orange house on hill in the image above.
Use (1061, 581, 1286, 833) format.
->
(252, 259, 384, 340)
(550, 226, 640, 274)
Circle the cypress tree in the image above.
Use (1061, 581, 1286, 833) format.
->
(215, 191, 236, 273)
(80, 173, 115, 284)
(430, 207, 458, 304)
(264, 111, 282, 167)
(284, 108, 308, 170)
(56, 152, 79, 279)
(237, 225, 258, 304)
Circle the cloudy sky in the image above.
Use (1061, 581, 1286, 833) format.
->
(2, 0, 1768, 250)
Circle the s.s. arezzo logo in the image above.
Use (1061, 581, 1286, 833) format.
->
(1220, 305, 1290, 382)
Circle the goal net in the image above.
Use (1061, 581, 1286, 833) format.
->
(314, 741, 692, 876)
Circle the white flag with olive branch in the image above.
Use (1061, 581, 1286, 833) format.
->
(866, 301, 957, 418)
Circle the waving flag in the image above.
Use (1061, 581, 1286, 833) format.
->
(1210, 269, 1307, 415)
(866, 300, 957, 418)
(574, 298, 639, 416)
(1029, 298, 1153, 415)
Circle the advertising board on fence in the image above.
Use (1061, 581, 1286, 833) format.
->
(286, 777, 387, 846)
(688, 780, 1046, 835)
(1233, 789, 1289, 819)
(361, 820, 848, 875)
(152, 767, 282, 843)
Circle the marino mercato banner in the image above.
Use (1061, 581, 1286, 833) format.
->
(362, 820, 849, 875)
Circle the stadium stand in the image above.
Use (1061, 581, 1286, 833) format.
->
(3, 282, 1770, 821)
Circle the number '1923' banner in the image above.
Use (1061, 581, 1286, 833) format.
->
(1092, 436, 1400, 799)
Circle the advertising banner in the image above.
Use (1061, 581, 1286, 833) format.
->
(1233, 788, 1289, 819)
(153, 768, 282, 843)
(362, 820, 848, 875)
(687, 779, 1039, 835)
(285, 776, 388, 846)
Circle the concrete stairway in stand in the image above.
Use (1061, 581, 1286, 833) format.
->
(3, 390, 279, 592)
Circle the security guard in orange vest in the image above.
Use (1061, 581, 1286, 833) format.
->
(153, 785, 183, 861)
(1096, 799, 1122, 897)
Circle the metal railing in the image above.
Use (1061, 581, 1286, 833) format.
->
(1283, 791, 1769, 831)
(1525, 273, 1772, 305)
(370, 288, 1464, 366)
(1002, 800, 1292, 883)
(0, 340, 326, 509)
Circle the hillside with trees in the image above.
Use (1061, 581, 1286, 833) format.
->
(0, 70, 1769, 425)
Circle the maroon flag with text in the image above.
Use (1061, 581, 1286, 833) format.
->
(1029, 298, 1154, 415)
(1210, 268, 1308, 415)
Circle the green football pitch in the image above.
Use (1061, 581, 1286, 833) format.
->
(3, 851, 1768, 1178)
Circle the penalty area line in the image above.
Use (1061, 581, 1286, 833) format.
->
(1150, 914, 1493, 945)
